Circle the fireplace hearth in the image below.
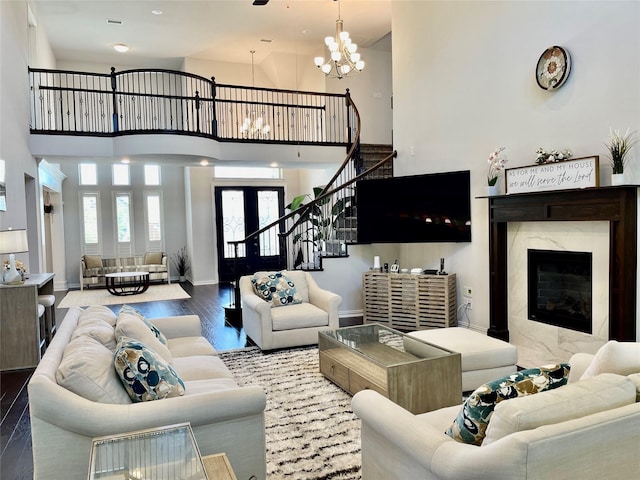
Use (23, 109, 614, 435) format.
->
(527, 249, 592, 334)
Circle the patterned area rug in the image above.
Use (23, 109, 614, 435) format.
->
(58, 284, 190, 308)
(218, 346, 362, 480)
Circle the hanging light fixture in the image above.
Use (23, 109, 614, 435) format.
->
(314, 0, 365, 79)
(241, 50, 271, 140)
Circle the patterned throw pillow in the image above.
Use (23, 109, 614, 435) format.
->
(445, 363, 570, 446)
(114, 336, 185, 402)
(251, 271, 303, 308)
(119, 305, 168, 345)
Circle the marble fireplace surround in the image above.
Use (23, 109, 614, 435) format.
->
(488, 186, 637, 367)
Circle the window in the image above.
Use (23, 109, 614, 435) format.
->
(79, 163, 97, 185)
(214, 166, 282, 179)
(144, 192, 163, 251)
(112, 164, 130, 185)
(144, 164, 161, 185)
(114, 193, 133, 256)
(80, 192, 101, 255)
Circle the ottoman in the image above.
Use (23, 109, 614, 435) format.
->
(404, 327, 518, 392)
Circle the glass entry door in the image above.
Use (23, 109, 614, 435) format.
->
(215, 186, 286, 282)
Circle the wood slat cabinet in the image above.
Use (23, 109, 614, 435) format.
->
(1, 273, 55, 370)
(363, 272, 457, 330)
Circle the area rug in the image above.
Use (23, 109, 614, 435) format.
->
(58, 284, 190, 308)
(218, 346, 362, 480)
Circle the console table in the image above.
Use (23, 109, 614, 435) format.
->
(1, 272, 54, 370)
(363, 272, 457, 330)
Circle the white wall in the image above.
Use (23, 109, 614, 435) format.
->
(392, 0, 640, 333)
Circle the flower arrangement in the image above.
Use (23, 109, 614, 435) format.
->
(605, 128, 638, 174)
(535, 147, 572, 165)
(3, 259, 27, 273)
(487, 147, 507, 186)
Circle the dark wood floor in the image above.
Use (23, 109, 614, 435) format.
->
(0, 282, 254, 479)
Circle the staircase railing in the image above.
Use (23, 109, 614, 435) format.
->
(230, 91, 396, 274)
(28, 67, 353, 145)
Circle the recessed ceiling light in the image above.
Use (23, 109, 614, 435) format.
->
(114, 44, 129, 53)
(200, 160, 209, 166)
(270, 162, 278, 167)
(121, 158, 130, 164)
(152, 10, 163, 15)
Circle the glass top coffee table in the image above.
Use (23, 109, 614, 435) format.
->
(319, 323, 462, 413)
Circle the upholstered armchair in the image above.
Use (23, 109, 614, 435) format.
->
(239, 270, 342, 350)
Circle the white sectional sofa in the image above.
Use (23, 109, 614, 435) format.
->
(28, 306, 267, 480)
(353, 341, 640, 480)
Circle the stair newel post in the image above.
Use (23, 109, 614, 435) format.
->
(345, 88, 352, 147)
(110, 67, 119, 133)
(211, 76, 218, 138)
(195, 90, 201, 133)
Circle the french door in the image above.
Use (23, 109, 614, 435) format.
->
(215, 186, 286, 282)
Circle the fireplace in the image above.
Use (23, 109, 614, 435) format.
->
(527, 249, 592, 334)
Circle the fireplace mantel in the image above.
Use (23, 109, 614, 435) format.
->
(487, 186, 638, 342)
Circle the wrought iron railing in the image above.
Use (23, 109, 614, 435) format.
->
(28, 67, 353, 145)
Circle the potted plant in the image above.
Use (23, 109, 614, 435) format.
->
(172, 246, 190, 282)
(486, 146, 507, 195)
(605, 128, 638, 185)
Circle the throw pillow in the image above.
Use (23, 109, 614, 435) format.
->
(580, 341, 640, 380)
(114, 336, 185, 402)
(78, 305, 117, 327)
(251, 271, 303, 308)
(119, 305, 168, 345)
(71, 317, 117, 351)
(144, 252, 164, 265)
(56, 336, 131, 404)
(115, 306, 173, 364)
(445, 363, 570, 446)
(83, 255, 103, 269)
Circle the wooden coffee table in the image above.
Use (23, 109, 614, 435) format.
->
(319, 323, 462, 414)
(105, 271, 150, 296)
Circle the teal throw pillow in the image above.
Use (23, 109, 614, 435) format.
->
(251, 271, 303, 308)
(114, 336, 185, 402)
(445, 363, 570, 446)
(119, 304, 168, 345)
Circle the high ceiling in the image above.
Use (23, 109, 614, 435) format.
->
(33, 0, 392, 69)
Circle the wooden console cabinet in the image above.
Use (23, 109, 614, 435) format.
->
(1, 273, 54, 370)
(363, 272, 457, 330)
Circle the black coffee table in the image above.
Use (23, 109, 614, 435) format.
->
(105, 271, 150, 296)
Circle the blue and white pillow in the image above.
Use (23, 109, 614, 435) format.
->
(114, 336, 185, 402)
(251, 271, 303, 308)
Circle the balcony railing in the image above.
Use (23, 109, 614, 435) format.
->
(28, 67, 353, 146)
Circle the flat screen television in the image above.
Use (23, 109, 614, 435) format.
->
(356, 170, 471, 243)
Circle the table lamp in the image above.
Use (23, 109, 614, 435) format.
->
(0, 228, 29, 285)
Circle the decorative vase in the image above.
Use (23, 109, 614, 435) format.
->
(611, 173, 626, 186)
(486, 185, 499, 196)
(179, 275, 186, 283)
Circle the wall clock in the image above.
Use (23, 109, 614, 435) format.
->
(536, 46, 571, 90)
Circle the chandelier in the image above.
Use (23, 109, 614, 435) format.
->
(314, 0, 365, 79)
(241, 50, 271, 139)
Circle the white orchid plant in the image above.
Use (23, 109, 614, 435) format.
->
(487, 146, 507, 186)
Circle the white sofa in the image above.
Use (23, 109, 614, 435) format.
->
(240, 270, 342, 350)
(353, 341, 640, 480)
(28, 306, 267, 480)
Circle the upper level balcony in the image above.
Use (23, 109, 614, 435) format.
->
(28, 67, 356, 166)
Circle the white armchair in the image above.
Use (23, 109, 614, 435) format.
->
(239, 270, 342, 350)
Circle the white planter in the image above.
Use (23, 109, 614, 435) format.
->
(611, 173, 626, 186)
(486, 185, 499, 196)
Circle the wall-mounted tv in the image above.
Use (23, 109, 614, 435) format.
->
(356, 170, 471, 244)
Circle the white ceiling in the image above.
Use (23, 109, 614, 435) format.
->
(33, 0, 392, 69)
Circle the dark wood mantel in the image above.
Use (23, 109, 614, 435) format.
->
(488, 186, 638, 342)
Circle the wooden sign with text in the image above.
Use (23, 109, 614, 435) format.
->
(505, 156, 599, 194)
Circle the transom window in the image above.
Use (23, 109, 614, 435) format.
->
(79, 163, 97, 185)
(144, 164, 161, 185)
(112, 164, 130, 185)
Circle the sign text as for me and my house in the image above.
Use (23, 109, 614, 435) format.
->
(505, 156, 599, 194)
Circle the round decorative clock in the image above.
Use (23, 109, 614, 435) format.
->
(536, 46, 571, 90)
